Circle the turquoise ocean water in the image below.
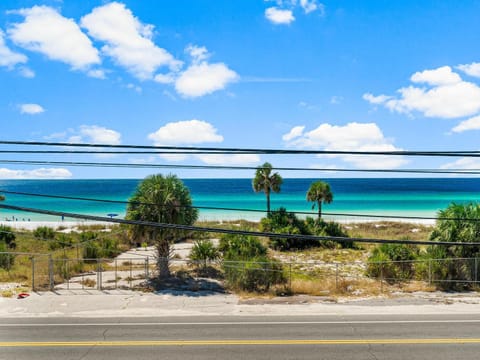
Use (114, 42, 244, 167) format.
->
(1, 178, 480, 222)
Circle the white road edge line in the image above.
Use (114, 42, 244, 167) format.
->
(2, 320, 480, 327)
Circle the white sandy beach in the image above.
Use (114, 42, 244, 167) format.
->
(0, 220, 112, 231)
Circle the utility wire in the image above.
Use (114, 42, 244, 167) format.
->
(0, 203, 478, 247)
(0, 188, 466, 222)
(2, 140, 480, 157)
(2, 159, 480, 175)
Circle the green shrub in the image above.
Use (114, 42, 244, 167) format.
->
(219, 234, 284, 292)
(223, 257, 285, 292)
(83, 242, 101, 261)
(0, 225, 16, 249)
(48, 233, 73, 251)
(424, 203, 480, 289)
(260, 208, 313, 250)
(219, 234, 267, 260)
(0, 242, 14, 270)
(33, 226, 55, 240)
(366, 243, 419, 282)
(190, 239, 220, 269)
(304, 217, 351, 249)
(100, 237, 120, 258)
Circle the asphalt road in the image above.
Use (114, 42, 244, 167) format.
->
(1, 314, 480, 359)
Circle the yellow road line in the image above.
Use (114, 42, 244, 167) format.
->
(1, 339, 480, 347)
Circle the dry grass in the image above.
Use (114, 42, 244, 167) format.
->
(290, 277, 384, 297)
(345, 221, 433, 241)
(80, 278, 96, 288)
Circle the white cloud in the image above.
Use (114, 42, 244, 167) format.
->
(363, 93, 391, 104)
(265, 7, 295, 24)
(175, 61, 238, 98)
(0, 168, 72, 179)
(365, 66, 480, 119)
(330, 96, 343, 104)
(186, 44, 210, 63)
(300, 0, 324, 14)
(0, 29, 27, 68)
(20, 103, 44, 114)
(73, 125, 121, 145)
(451, 115, 480, 133)
(148, 120, 223, 145)
(126, 83, 142, 93)
(410, 66, 461, 86)
(441, 157, 480, 170)
(8, 6, 100, 70)
(87, 68, 106, 79)
(282, 125, 305, 141)
(284, 122, 407, 169)
(457, 62, 480, 78)
(18, 66, 35, 78)
(154, 73, 175, 84)
(196, 154, 261, 165)
(81, 2, 180, 80)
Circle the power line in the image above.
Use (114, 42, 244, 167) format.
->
(2, 140, 480, 157)
(0, 203, 478, 247)
(2, 159, 480, 175)
(0, 188, 461, 222)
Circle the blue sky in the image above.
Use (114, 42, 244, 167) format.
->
(1, 0, 480, 179)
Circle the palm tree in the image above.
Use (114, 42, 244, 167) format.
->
(125, 174, 198, 278)
(252, 162, 283, 213)
(306, 181, 333, 219)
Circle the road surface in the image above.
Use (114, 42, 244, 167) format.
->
(1, 314, 480, 359)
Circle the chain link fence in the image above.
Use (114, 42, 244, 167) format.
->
(2, 252, 480, 293)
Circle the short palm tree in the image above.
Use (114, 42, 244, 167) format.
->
(126, 174, 198, 278)
(252, 162, 283, 213)
(306, 181, 333, 219)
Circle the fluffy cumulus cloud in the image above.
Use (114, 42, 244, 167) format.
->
(264, 0, 324, 24)
(282, 125, 305, 141)
(72, 125, 122, 145)
(0, 29, 27, 68)
(0, 168, 72, 179)
(148, 119, 223, 145)
(265, 7, 295, 24)
(300, 0, 324, 14)
(283, 122, 407, 169)
(173, 45, 238, 97)
(20, 103, 45, 114)
(8, 6, 100, 70)
(457, 62, 480, 78)
(81, 2, 180, 80)
(148, 120, 260, 165)
(364, 66, 480, 119)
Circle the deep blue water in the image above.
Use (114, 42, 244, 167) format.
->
(1, 178, 480, 222)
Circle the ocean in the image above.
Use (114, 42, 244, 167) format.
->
(1, 178, 480, 222)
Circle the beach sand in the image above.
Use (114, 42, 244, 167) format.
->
(0, 220, 111, 231)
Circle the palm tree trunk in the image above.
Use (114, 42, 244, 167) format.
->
(266, 191, 271, 213)
(318, 201, 322, 219)
(157, 238, 171, 279)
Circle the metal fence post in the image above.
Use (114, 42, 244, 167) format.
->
(115, 258, 118, 289)
(475, 258, 478, 287)
(130, 261, 133, 289)
(97, 259, 101, 290)
(289, 262, 292, 292)
(335, 263, 339, 291)
(428, 259, 432, 286)
(145, 258, 149, 280)
(31, 257, 35, 292)
(49, 255, 54, 291)
(380, 262, 384, 293)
